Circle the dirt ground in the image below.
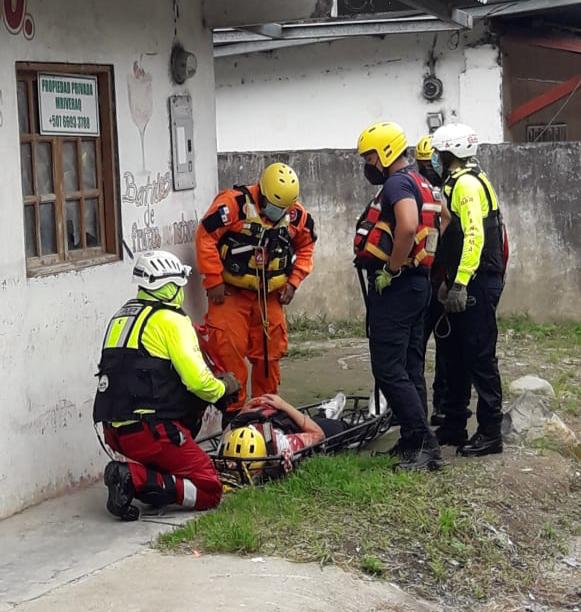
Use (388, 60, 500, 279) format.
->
(277, 327, 581, 610)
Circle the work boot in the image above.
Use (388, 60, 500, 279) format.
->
(104, 461, 140, 521)
(398, 438, 443, 471)
(435, 426, 468, 447)
(430, 406, 446, 427)
(387, 438, 415, 463)
(457, 432, 503, 457)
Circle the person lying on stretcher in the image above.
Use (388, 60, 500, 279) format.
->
(219, 394, 348, 463)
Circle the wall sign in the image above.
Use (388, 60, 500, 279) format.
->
(38, 73, 100, 136)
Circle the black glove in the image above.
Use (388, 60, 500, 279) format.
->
(444, 283, 468, 313)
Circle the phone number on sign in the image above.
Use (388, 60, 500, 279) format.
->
(49, 114, 91, 130)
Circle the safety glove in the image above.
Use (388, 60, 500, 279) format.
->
(218, 372, 241, 397)
(374, 267, 401, 295)
(444, 283, 468, 313)
(437, 281, 449, 304)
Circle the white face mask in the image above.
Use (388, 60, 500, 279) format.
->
(262, 201, 287, 223)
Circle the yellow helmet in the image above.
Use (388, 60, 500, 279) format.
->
(357, 122, 407, 168)
(415, 135, 433, 161)
(259, 163, 300, 208)
(221, 426, 267, 469)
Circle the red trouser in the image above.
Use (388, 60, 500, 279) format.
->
(104, 420, 222, 511)
(206, 287, 288, 409)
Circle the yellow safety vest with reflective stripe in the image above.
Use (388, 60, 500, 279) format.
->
(93, 299, 224, 425)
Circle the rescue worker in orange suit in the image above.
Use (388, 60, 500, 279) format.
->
(431, 124, 507, 457)
(416, 135, 448, 426)
(93, 250, 240, 521)
(355, 122, 443, 470)
(195, 162, 317, 416)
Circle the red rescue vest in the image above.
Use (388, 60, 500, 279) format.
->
(354, 171, 442, 269)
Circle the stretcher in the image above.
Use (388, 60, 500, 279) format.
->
(197, 395, 393, 487)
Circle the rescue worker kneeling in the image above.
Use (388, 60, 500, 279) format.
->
(195, 163, 317, 415)
(220, 394, 348, 467)
(93, 250, 240, 521)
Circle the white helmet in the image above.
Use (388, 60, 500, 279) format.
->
(132, 250, 192, 290)
(431, 123, 478, 159)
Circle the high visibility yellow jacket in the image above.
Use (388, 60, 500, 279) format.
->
(442, 164, 501, 285)
(136, 286, 225, 403)
(93, 283, 225, 425)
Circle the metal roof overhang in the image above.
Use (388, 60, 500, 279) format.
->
(214, 0, 581, 57)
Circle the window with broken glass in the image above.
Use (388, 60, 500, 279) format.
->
(17, 65, 120, 275)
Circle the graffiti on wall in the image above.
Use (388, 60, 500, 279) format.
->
(1, 0, 35, 39)
(127, 58, 153, 175)
(123, 170, 170, 253)
(122, 170, 198, 252)
(163, 212, 199, 246)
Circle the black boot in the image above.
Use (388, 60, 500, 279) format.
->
(430, 407, 446, 427)
(399, 438, 443, 471)
(457, 432, 503, 457)
(388, 438, 415, 463)
(435, 426, 468, 447)
(104, 461, 140, 521)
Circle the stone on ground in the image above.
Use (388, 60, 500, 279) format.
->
(509, 375, 556, 398)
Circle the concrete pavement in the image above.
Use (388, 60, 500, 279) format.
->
(0, 483, 440, 612)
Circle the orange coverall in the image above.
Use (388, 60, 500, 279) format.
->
(195, 184, 316, 408)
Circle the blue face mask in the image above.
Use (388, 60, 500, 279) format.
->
(262, 201, 287, 223)
(431, 151, 443, 177)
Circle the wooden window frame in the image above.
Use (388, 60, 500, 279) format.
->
(16, 62, 121, 277)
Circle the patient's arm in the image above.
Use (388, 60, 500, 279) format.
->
(256, 394, 325, 444)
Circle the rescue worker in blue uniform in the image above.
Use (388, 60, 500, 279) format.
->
(355, 121, 443, 470)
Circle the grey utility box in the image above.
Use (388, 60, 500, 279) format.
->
(169, 94, 195, 191)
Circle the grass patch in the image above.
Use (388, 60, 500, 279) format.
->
(360, 554, 385, 577)
(287, 313, 365, 341)
(284, 346, 323, 360)
(498, 315, 581, 351)
(158, 453, 579, 608)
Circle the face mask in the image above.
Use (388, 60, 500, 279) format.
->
(262, 201, 287, 223)
(418, 164, 443, 187)
(431, 151, 445, 178)
(364, 163, 386, 186)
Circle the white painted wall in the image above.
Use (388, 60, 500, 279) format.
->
(215, 29, 504, 152)
(0, 0, 217, 518)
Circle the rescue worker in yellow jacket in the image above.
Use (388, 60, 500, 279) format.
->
(195, 163, 317, 413)
(93, 250, 240, 521)
(431, 124, 506, 457)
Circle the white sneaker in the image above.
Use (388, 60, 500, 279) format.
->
(368, 388, 388, 417)
(322, 392, 347, 420)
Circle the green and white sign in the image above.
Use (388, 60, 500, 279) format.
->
(38, 73, 100, 136)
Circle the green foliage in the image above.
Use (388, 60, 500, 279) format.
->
(287, 313, 366, 341)
(157, 454, 579, 606)
(360, 554, 385, 577)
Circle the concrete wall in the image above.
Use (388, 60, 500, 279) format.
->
(0, 0, 216, 518)
(218, 143, 581, 321)
(215, 29, 503, 152)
